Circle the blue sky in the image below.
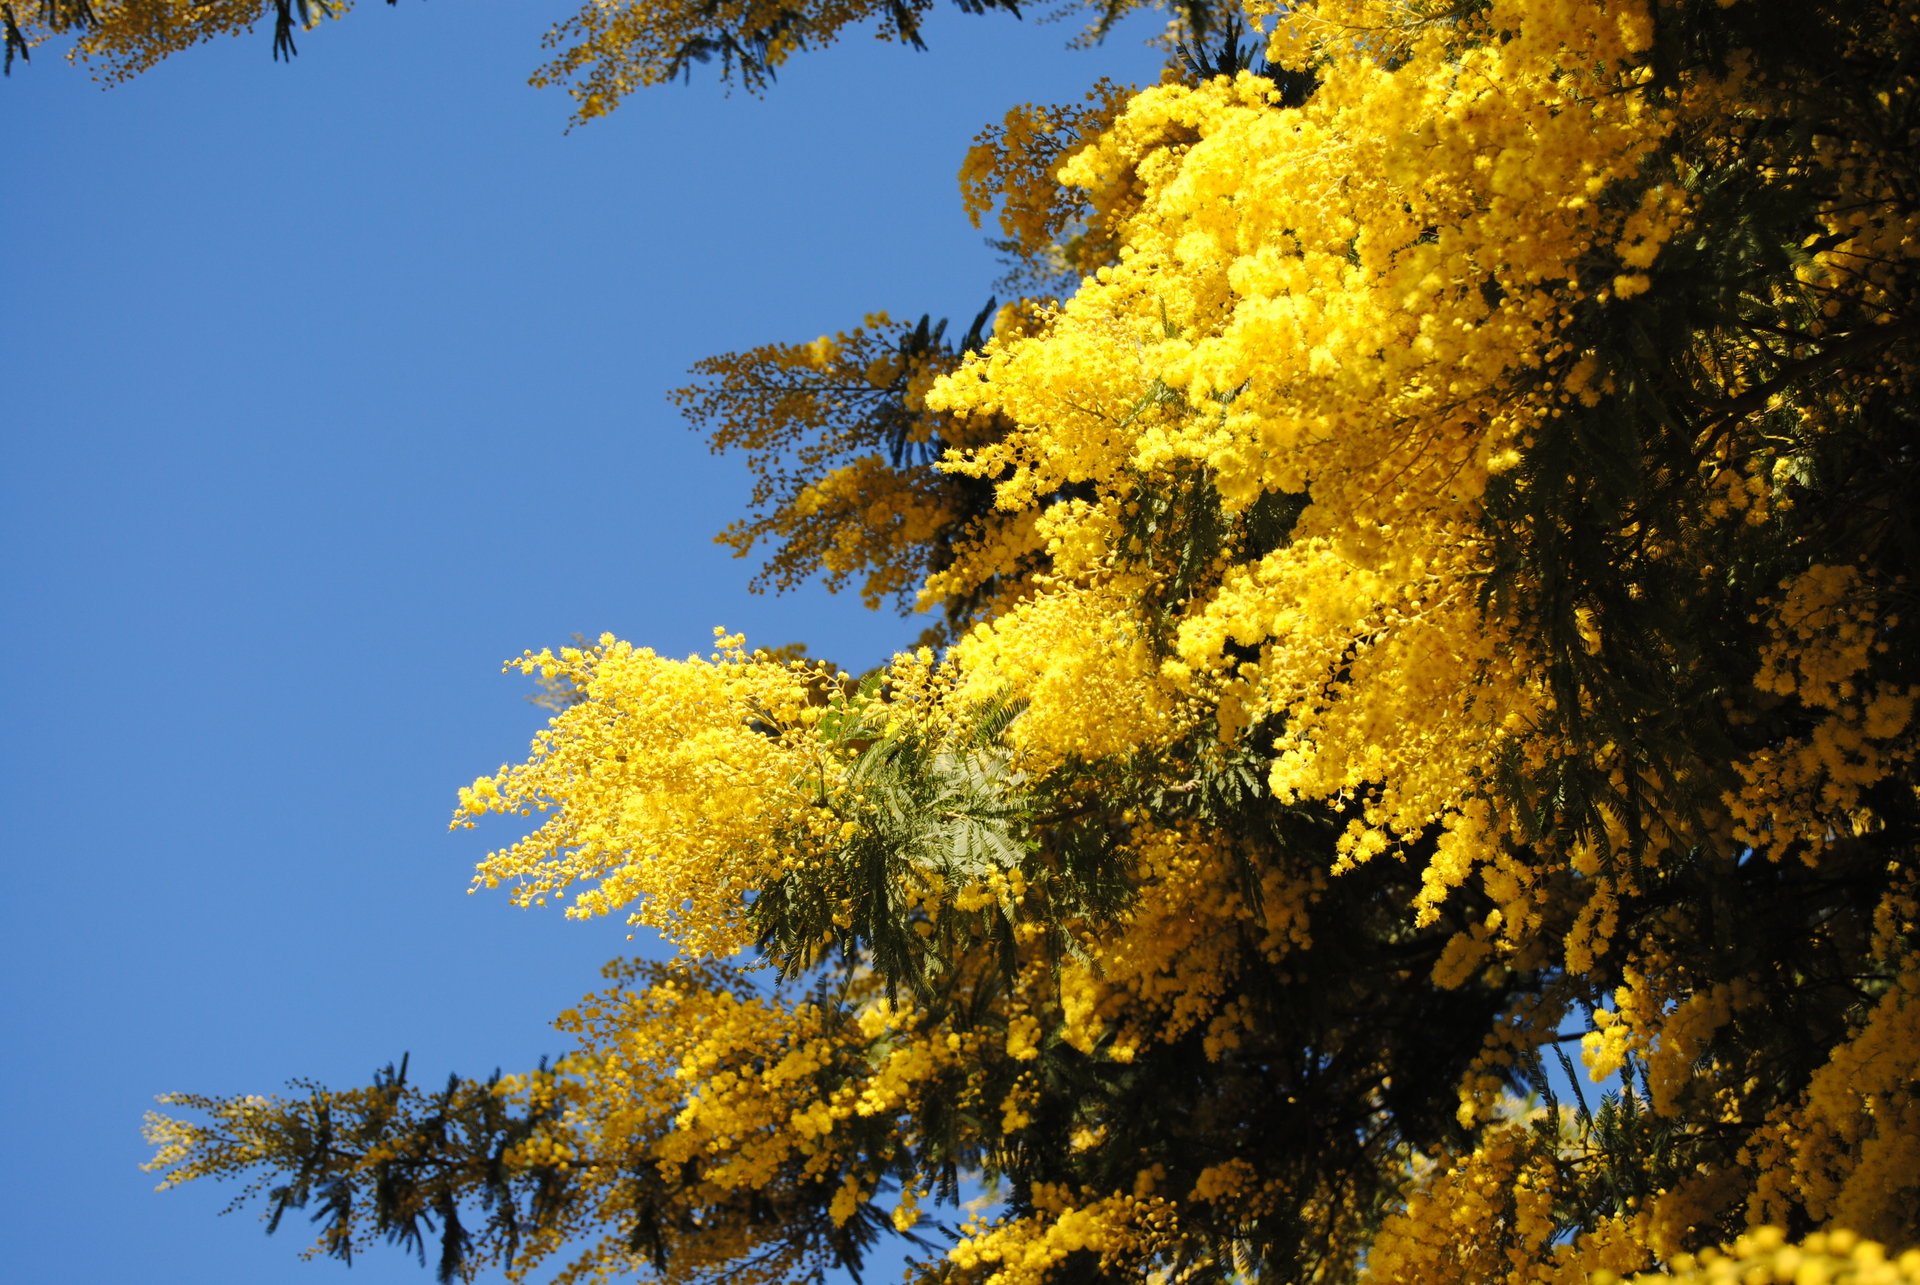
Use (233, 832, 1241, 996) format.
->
(0, 4, 1163, 1281)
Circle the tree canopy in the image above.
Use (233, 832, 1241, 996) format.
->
(114, 1, 1920, 1283)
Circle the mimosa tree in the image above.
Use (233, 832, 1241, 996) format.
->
(106, 0, 1920, 1281)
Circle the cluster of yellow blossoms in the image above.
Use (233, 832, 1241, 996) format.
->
(457, 633, 848, 955)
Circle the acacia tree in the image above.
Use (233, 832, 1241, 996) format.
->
(112, 1, 1920, 1282)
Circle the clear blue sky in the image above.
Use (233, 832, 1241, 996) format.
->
(0, 4, 1162, 1281)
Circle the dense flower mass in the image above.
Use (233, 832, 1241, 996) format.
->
(128, 0, 1919, 1282)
